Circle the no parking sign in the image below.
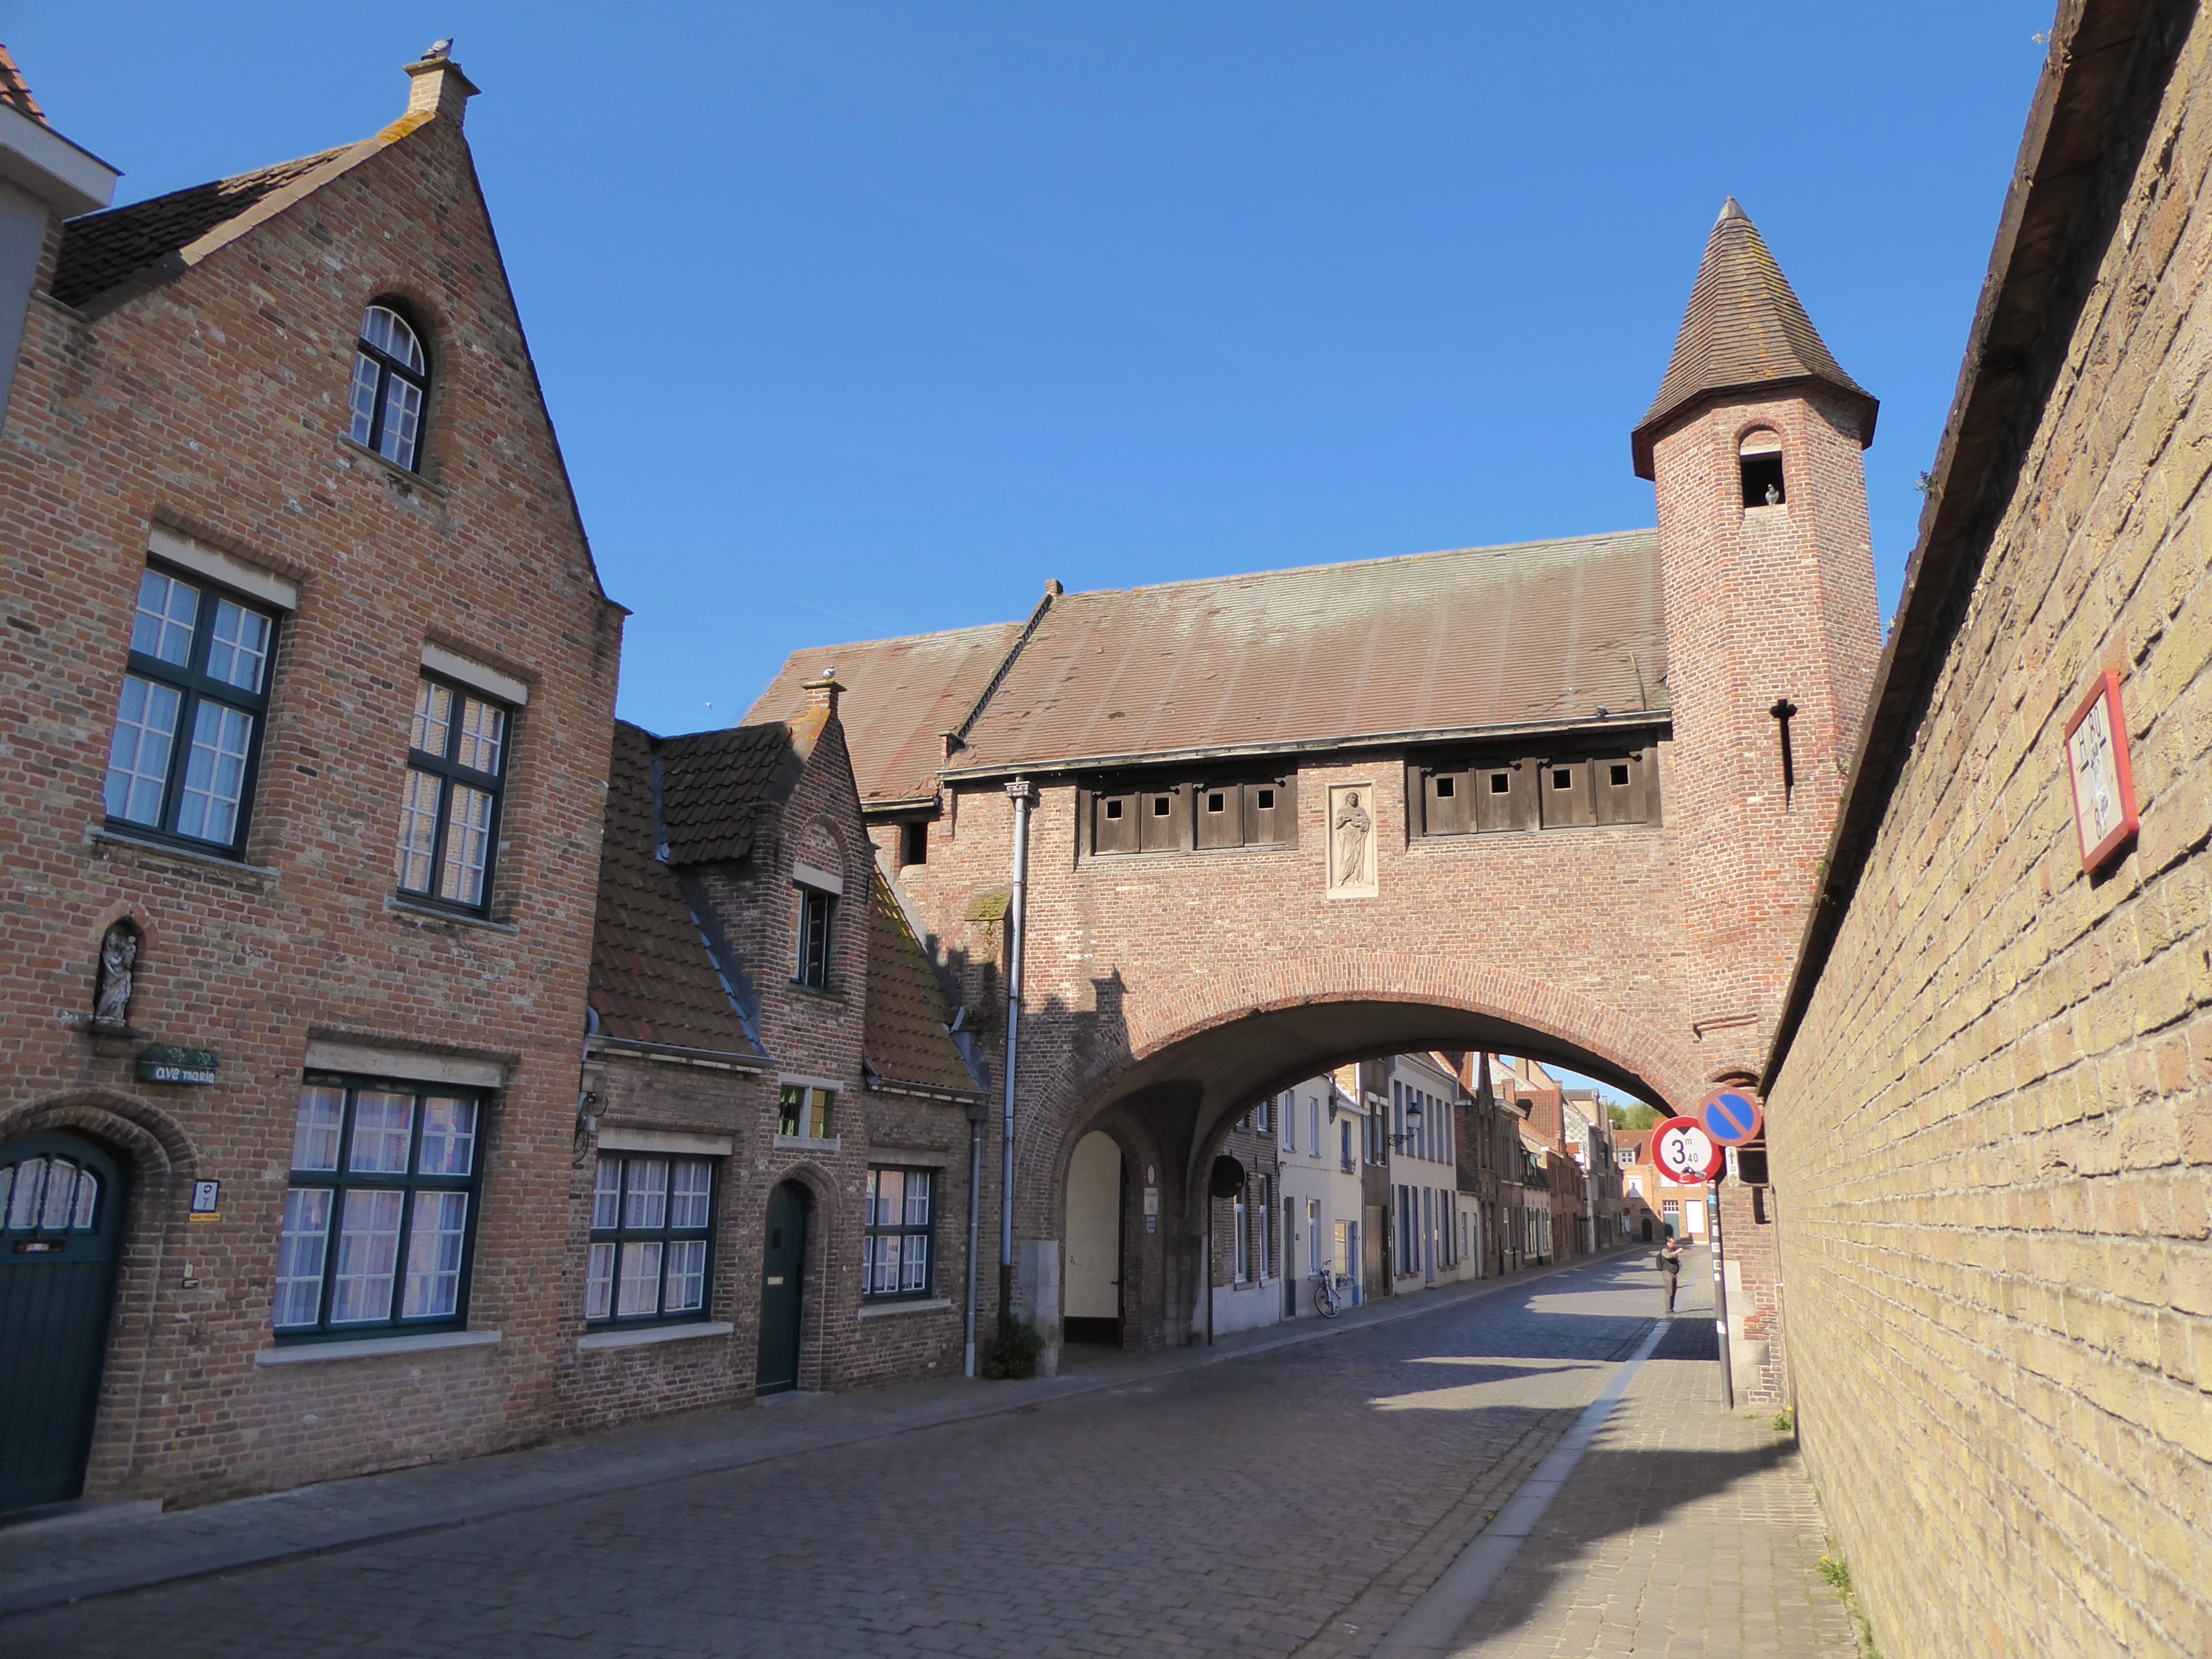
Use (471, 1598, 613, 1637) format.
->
(1697, 1088, 1764, 1146)
(1652, 1116, 1724, 1183)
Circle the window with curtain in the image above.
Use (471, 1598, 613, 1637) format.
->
(274, 1077, 484, 1338)
(863, 1167, 935, 1300)
(349, 302, 430, 471)
(105, 566, 275, 855)
(586, 1155, 713, 1324)
(395, 674, 509, 912)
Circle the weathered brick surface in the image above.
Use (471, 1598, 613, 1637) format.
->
(1767, 19, 2212, 1657)
(881, 759, 1706, 1359)
(0, 90, 622, 1505)
(559, 713, 975, 1429)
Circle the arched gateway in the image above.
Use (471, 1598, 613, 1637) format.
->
(751, 200, 1881, 1395)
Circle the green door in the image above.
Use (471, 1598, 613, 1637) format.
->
(1, 1133, 129, 1512)
(755, 1181, 808, 1394)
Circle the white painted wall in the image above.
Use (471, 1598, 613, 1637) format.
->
(1064, 1130, 1121, 1321)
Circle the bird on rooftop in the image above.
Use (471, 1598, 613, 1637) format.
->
(424, 39, 453, 60)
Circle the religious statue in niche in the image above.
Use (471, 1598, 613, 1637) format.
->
(1328, 785, 1376, 898)
(92, 920, 140, 1032)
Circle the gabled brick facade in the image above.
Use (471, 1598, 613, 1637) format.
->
(568, 691, 983, 1424)
(0, 54, 622, 1507)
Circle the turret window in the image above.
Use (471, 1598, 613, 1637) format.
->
(1739, 430, 1785, 508)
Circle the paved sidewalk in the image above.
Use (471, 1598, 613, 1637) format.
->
(0, 1247, 1630, 1619)
(1430, 1292, 1856, 1657)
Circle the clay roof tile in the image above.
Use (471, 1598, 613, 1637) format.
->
(587, 723, 767, 1060)
(864, 875, 983, 1099)
(655, 722, 799, 866)
(0, 44, 47, 123)
(51, 147, 348, 309)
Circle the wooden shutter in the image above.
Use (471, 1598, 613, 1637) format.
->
(1091, 788, 1139, 854)
(1195, 782, 1243, 849)
(1138, 784, 1186, 852)
(1474, 759, 1538, 832)
(1243, 779, 1293, 846)
(1421, 766, 1472, 835)
(1538, 757, 1596, 828)
(1593, 750, 1650, 825)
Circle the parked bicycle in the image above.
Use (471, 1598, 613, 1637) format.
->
(1313, 1269, 1343, 1318)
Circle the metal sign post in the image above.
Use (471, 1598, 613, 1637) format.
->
(1709, 1177, 1733, 1410)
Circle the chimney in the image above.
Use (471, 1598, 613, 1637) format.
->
(788, 669, 844, 757)
(404, 43, 479, 129)
(801, 668, 843, 722)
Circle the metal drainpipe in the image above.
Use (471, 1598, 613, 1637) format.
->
(963, 1097, 983, 1377)
(998, 779, 1034, 1340)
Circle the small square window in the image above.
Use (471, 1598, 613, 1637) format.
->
(778, 1085, 835, 1140)
(1552, 769, 1572, 790)
(1152, 796, 1171, 817)
(1609, 763, 1630, 787)
(1434, 776, 1455, 799)
(899, 821, 927, 866)
(1105, 800, 1124, 820)
(1255, 788, 1274, 810)
(1207, 792, 1225, 813)
(1489, 773, 1510, 794)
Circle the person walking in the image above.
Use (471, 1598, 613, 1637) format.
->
(1657, 1232, 1684, 1314)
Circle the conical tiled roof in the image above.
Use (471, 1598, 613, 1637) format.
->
(1630, 198, 1876, 477)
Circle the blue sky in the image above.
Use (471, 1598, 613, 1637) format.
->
(19, 4, 2052, 735)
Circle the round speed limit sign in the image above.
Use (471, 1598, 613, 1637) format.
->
(1653, 1115, 1724, 1183)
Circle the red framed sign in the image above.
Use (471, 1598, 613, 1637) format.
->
(1652, 1116, 1725, 1183)
(2064, 670, 2138, 874)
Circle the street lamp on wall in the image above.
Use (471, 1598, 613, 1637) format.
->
(1391, 1095, 1423, 1152)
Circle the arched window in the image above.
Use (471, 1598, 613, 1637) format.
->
(348, 304, 429, 471)
(1739, 429, 1785, 508)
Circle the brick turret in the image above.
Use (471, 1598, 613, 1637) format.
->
(1640, 198, 1881, 1084)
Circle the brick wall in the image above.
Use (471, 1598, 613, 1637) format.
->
(670, 721, 972, 1397)
(875, 754, 1703, 1351)
(1767, 15, 2212, 1656)
(0, 97, 621, 1505)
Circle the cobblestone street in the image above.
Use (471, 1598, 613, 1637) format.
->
(3, 1250, 1852, 1658)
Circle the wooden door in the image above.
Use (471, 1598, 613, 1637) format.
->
(1, 1134, 128, 1512)
(755, 1181, 808, 1394)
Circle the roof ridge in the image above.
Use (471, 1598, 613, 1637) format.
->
(62, 145, 352, 227)
(1049, 527, 1660, 604)
(766, 528, 1660, 664)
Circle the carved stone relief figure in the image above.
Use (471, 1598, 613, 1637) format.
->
(1328, 786, 1376, 896)
(93, 921, 140, 1030)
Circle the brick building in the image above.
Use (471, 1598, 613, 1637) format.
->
(0, 50, 626, 1511)
(0, 43, 990, 1521)
(572, 685, 984, 1422)
(747, 353, 1880, 1368)
(1761, 2, 2212, 1652)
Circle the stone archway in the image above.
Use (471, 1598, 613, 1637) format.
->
(1016, 977, 1687, 1360)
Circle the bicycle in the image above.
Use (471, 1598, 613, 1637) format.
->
(1313, 1269, 1343, 1318)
